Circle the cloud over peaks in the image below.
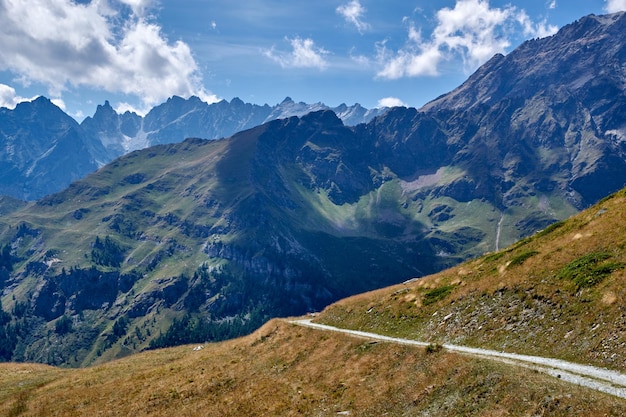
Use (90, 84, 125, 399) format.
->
(0, 84, 37, 109)
(264, 37, 329, 70)
(605, 0, 626, 13)
(0, 0, 216, 108)
(377, 0, 558, 79)
(377, 97, 407, 108)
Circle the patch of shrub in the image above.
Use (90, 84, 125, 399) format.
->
(508, 250, 539, 267)
(55, 315, 73, 335)
(534, 220, 565, 238)
(91, 236, 126, 267)
(423, 285, 455, 305)
(425, 343, 443, 354)
(557, 251, 625, 289)
(483, 251, 506, 263)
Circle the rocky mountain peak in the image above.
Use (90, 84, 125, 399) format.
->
(421, 11, 626, 114)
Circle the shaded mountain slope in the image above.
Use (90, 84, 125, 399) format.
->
(0, 97, 104, 200)
(0, 111, 448, 365)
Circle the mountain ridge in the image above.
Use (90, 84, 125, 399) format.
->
(0, 96, 387, 201)
(1, 11, 626, 366)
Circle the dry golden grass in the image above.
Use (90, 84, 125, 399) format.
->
(318, 190, 626, 372)
(3, 193, 626, 415)
(1, 319, 625, 416)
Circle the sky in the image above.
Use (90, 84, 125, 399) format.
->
(0, 0, 625, 120)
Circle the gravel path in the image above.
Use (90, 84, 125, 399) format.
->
(291, 319, 626, 399)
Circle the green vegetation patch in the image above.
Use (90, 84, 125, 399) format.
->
(422, 285, 455, 305)
(508, 250, 539, 267)
(534, 220, 565, 239)
(482, 251, 506, 263)
(557, 251, 625, 289)
(91, 235, 127, 267)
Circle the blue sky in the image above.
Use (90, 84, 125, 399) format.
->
(0, 0, 624, 120)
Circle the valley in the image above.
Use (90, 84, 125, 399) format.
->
(0, 11, 625, 415)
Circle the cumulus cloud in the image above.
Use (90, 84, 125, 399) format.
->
(0, 84, 37, 109)
(377, 97, 407, 108)
(0, 0, 217, 108)
(50, 98, 67, 111)
(264, 37, 329, 70)
(605, 0, 626, 12)
(516, 10, 558, 39)
(377, 0, 558, 79)
(337, 0, 370, 34)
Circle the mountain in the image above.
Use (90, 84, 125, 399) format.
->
(1, 11, 626, 366)
(2, 188, 626, 416)
(81, 95, 386, 166)
(0, 96, 386, 201)
(0, 97, 106, 201)
(0, 112, 449, 366)
(420, 12, 626, 209)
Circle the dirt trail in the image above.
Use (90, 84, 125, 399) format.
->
(291, 319, 626, 399)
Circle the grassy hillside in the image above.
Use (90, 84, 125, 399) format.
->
(2, 189, 626, 415)
(316, 188, 626, 372)
(1, 319, 625, 417)
(0, 116, 451, 366)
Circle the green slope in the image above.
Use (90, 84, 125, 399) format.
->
(316, 188, 626, 373)
(0, 115, 448, 366)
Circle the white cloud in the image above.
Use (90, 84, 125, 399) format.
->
(115, 101, 143, 115)
(605, 0, 626, 12)
(516, 10, 558, 39)
(377, 0, 558, 79)
(264, 37, 329, 70)
(337, 0, 370, 34)
(376, 37, 442, 78)
(0, 84, 37, 109)
(50, 97, 66, 111)
(377, 97, 407, 108)
(548, 1, 557, 9)
(0, 0, 217, 109)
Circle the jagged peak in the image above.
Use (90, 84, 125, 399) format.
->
(29, 96, 54, 107)
(14, 96, 66, 115)
(95, 100, 115, 114)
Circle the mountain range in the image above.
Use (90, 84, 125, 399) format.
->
(0, 11, 626, 366)
(2, 154, 626, 416)
(1, 96, 386, 201)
